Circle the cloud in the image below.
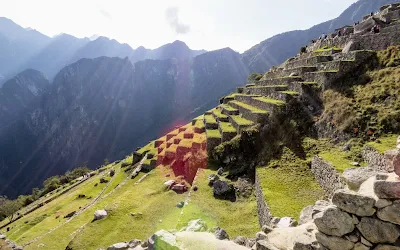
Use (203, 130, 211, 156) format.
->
(99, 8, 112, 20)
(165, 7, 190, 34)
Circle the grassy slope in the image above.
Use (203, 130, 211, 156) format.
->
(366, 133, 399, 153)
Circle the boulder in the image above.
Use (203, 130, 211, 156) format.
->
(184, 219, 207, 232)
(214, 227, 229, 240)
(128, 239, 141, 248)
(275, 217, 298, 228)
(148, 230, 180, 250)
(213, 180, 236, 201)
(374, 245, 400, 250)
(261, 225, 273, 234)
(315, 232, 354, 250)
(374, 179, 400, 199)
(107, 242, 129, 250)
(342, 167, 379, 191)
(94, 210, 108, 221)
(232, 236, 248, 246)
(376, 199, 393, 209)
(312, 200, 330, 218)
(217, 167, 224, 176)
(357, 217, 400, 244)
(255, 240, 279, 250)
(314, 205, 355, 236)
(332, 189, 376, 216)
(208, 174, 219, 186)
(377, 200, 400, 225)
(0, 234, 5, 239)
(354, 242, 370, 250)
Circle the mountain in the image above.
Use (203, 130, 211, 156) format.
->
(242, 0, 400, 73)
(0, 69, 49, 128)
(0, 17, 50, 81)
(0, 48, 246, 197)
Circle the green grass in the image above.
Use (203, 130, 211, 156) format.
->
(248, 85, 288, 89)
(280, 91, 300, 96)
(231, 115, 254, 126)
(137, 142, 155, 155)
(230, 101, 268, 114)
(174, 169, 259, 237)
(219, 122, 236, 133)
(253, 97, 285, 106)
(366, 134, 399, 153)
(257, 142, 325, 219)
(319, 149, 365, 173)
(212, 109, 228, 119)
(204, 114, 217, 124)
(206, 129, 221, 139)
(313, 46, 342, 53)
(194, 119, 205, 129)
(220, 104, 237, 112)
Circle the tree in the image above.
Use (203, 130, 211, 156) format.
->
(248, 72, 263, 83)
(104, 158, 110, 166)
(0, 199, 21, 222)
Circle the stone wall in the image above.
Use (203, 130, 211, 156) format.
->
(311, 156, 346, 198)
(361, 145, 396, 172)
(254, 172, 273, 227)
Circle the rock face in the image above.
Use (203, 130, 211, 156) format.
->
(314, 205, 355, 236)
(356, 217, 400, 244)
(377, 200, 400, 225)
(212, 180, 236, 201)
(94, 210, 108, 221)
(332, 189, 376, 216)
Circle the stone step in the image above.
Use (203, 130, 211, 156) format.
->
(221, 104, 240, 116)
(264, 66, 317, 79)
(229, 115, 254, 133)
(212, 107, 229, 122)
(284, 55, 333, 70)
(206, 129, 222, 152)
(234, 95, 286, 114)
(218, 122, 237, 142)
(203, 114, 218, 129)
(228, 100, 269, 123)
(302, 71, 338, 87)
(257, 76, 303, 86)
(244, 85, 289, 99)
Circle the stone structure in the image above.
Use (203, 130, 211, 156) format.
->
(311, 156, 346, 198)
(254, 173, 273, 227)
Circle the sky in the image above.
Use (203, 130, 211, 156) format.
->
(0, 0, 357, 52)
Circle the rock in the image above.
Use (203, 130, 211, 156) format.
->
(128, 239, 141, 248)
(376, 174, 389, 180)
(351, 162, 361, 166)
(270, 217, 280, 227)
(265, 222, 319, 250)
(312, 200, 330, 218)
(256, 232, 268, 241)
(94, 210, 108, 221)
(377, 200, 400, 225)
(361, 236, 373, 247)
(214, 227, 229, 240)
(342, 40, 355, 53)
(345, 230, 360, 243)
(374, 245, 400, 250)
(255, 240, 279, 250)
(193, 185, 198, 191)
(393, 152, 400, 177)
(299, 205, 313, 225)
(374, 180, 400, 199)
(232, 236, 248, 246)
(353, 242, 370, 250)
(213, 180, 236, 201)
(275, 217, 298, 228)
(315, 232, 354, 250)
(332, 189, 376, 216)
(342, 167, 379, 191)
(184, 219, 207, 232)
(217, 167, 224, 176)
(176, 201, 184, 208)
(261, 225, 273, 234)
(100, 178, 108, 183)
(343, 143, 351, 151)
(208, 174, 219, 186)
(376, 199, 393, 209)
(384, 150, 398, 172)
(148, 230, 180, 250)
(314, 205, 355, 236)
(357, 217, 400, 244)
(0, 234, 5, 239)
(107, 242, 129, 250)
(289, 72, 299, 77)
(164, 180, 176, 187)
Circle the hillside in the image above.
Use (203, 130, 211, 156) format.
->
(1, 2, 400, 250)
(0, 48, 247, 198)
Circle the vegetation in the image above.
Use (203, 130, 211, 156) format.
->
(204, 114, 217, 124)
(366, 134, 399, 153)
(231, 115, 254, 126)
(248, 72, 263, 83)
(212, 108, 228, 119)
(321, 46, 400, 137)
(253, 97, 285, 106)
(230, 101, 268, 114)
(206, 129, 222, 138)
(313, 46, 342, 53)
(219, 122, 236, 133)
(0, 199, 22, 222)
(220, 104, 237, 112)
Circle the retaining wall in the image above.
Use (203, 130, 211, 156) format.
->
(311, 156, 346, 198)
